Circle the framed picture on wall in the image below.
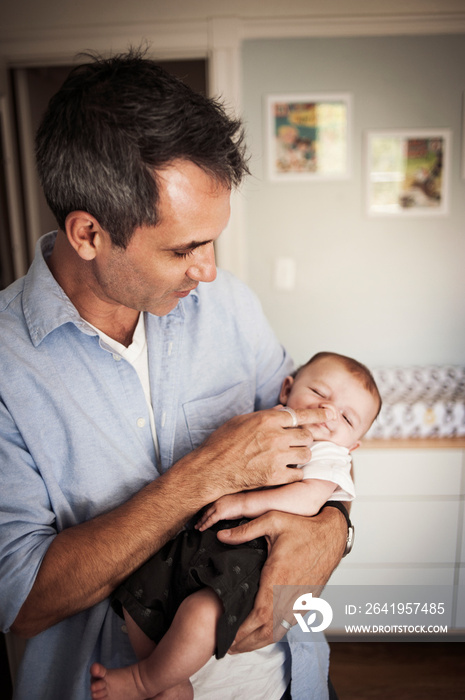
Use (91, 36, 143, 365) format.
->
(366, 129, 451, 216)
(266, 93, 351, 181)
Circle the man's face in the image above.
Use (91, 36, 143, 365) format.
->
(91, 160, 231, 316)
(279, 357, 378, 451)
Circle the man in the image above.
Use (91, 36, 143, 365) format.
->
(0, 50, 347, 699)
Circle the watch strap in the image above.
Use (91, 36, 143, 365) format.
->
(318, 501, 354, 557)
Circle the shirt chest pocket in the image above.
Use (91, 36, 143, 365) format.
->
(182, 380, 254, 450)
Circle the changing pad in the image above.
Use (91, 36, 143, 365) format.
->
(365, 365, 465, 439)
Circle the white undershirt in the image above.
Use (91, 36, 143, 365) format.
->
(86, 313, 160, 462)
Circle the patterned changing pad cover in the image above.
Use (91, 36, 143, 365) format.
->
(365, 365, 465, 439)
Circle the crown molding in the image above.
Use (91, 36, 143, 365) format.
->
(1, 13, 465, 65)
(242, 12, 465, 39)
(0, 20, 209, 66)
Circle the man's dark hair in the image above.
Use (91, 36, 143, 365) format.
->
(35, 48, 249, 247)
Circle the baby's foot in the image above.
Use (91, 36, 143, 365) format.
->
(90, 662, 148, 700)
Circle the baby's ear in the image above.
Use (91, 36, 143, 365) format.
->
(348, 440, 361, 453)
(279, 376, 294, 405)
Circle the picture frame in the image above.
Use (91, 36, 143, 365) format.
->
(366, 129, 451, 216)
(266, 93, 351, 181)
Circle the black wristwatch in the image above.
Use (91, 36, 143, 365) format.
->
(318, 501, 354, 557)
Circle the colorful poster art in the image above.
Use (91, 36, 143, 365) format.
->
(366, 130, 451, 216)
(266, 94, 351, 180)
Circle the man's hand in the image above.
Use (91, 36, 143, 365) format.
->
(215, 507, 347, 653)
(193, 406, 334, 502)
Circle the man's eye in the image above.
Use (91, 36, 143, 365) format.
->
(174, 249, 195, 259)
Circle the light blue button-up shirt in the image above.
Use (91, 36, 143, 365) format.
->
(0, 232, 329, 699)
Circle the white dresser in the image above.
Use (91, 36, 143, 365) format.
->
(329, 438, 465, 631)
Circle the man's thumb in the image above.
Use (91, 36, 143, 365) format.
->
(216, 518, 266, 545)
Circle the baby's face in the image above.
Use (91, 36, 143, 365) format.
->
(279, 357, 379, 451)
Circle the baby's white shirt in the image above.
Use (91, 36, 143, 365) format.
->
(300, 441, 355, 501)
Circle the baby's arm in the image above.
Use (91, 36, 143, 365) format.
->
(196, 479, 337, 531)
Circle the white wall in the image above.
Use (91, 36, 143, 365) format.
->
(242, 35, 465, 368)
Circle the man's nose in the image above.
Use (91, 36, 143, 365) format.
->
(187, 243, 217, 283)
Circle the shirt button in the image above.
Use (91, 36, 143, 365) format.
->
(121, 624, 128, 634)
(137, 418, 146, 428)
(113, 354, 121, 361)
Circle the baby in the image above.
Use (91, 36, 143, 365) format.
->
(90, 351, 381, 700)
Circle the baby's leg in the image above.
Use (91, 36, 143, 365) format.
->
(90, 588, 223, 700)
(123, 612, 192, 700)
(124, 610, 157, 661)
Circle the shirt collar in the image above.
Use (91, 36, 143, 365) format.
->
(23, 232, 97, 347)
(23, 231, 198, 346)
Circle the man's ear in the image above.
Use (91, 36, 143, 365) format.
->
(348, 440, 361, 453)
(279, 376, 294, 405)
(64, 211, 105, 261)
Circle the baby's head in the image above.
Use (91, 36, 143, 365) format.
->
(279, 351, 381, 452)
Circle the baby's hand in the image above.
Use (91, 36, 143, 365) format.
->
(196, 494, 246, 531)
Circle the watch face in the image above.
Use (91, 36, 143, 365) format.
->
(344, 525, 355, 557)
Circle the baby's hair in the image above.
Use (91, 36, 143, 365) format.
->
(296, 351, 382, 420)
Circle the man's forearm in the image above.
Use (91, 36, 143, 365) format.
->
(11, 452, 220, 638)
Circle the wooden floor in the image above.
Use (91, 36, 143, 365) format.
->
(329, 642, 465, 700)
(3, 637, 464, 698)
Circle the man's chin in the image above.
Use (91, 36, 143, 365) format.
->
(144, 298, 180, 317)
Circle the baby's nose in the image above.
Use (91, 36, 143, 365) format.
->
(320, 402, 338, 422)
